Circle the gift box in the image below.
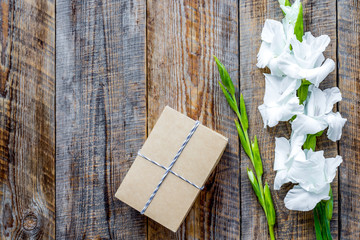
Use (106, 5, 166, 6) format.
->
(115, 106, 228, 232)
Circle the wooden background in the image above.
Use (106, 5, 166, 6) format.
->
(0, 0, 358, 239)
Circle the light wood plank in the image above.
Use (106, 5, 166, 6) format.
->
(147, 0, 240, 238)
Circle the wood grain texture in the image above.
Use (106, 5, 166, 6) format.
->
(338, 0, 360, 239)
(55, 0, 147, 238)
(146, 0, 240, 239)
(239, 0, 338, 239)
(0, 0, 55, 238)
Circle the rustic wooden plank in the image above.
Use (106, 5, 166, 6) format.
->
(147, 0, 240, 239)
(0, 0, 55, 238)
(56, 0, 147, 238)
(338, 0, 360, 239)
(239, 0, 338, 239)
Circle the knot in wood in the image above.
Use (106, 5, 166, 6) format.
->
(22, 213, 38, 231)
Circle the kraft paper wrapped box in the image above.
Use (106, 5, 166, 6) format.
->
(115, 106, 228, 232)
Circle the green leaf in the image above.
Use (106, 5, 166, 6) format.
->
(251, 136, 263, 177)
(264, 183, 276, 226)
(303, 134, 317, 150)
(219, 81, 238, 113)
(314, 206, 323, 240)
(303, 131, 324, 151)
(326, 187, 333, 221)
(240, 94, 249, 131)
(297, 79, 312, 104)
(321, 203, 332, 240)
(247, 168, 263, 205)
(235, 119, 252, 161)
(214, 56, 235, 97)
(294, 2, 304, 42)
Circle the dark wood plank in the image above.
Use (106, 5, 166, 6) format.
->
(303, 2, 339, 238)
(0, 0, 55, 238)
(147, 0, 240, 239)
(239, 0, 338, 239)
(338, 0, 360, 239)
(56, 0, 147, 238)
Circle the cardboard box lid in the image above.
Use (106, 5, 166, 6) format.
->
(115, 106, 228, 232)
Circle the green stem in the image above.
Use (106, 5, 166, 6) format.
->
(235, 110, 266, 204)
(215, 57, 275, 239)
(236, 109, 274, 238)
(257, 174, 265, 208)
(314, 202, 332, 240)
(269, 224, 275, 240)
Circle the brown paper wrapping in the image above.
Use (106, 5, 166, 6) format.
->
(115, 106, 228, 232)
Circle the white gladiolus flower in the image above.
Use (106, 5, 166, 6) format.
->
(292, 85, 347, 142)
(258, 74, 303, 127)
(273, 137, 342, 211)
(257, 19, 294, 76)
(257, 0, 346, 220)
(277, 32, 335, 87)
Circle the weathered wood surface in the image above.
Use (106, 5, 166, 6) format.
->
(0, 0, 55, 239)
(338, 0, 360, 239)
(0, 0, 358, 239)
(56, 0, 147, 238)
(239, 0, 339, 239)
(147, 0, 240, 239)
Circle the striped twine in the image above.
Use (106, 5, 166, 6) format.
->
(137, 152, 204, 190)
(139, 120, 201, 214)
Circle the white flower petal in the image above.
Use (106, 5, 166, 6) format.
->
(274, 169, 291, 190)
(257, 19, 294, 72)
(281, 0, 301, 26)
(296, 33, 330, 67)
(324, 87, 342, 114)
(289, 32, 330, 69)
(306, 86, 327, 117)
(264, 74, 301, 96)
(324, 112, 347, 141)
(263, 74, 283, 103)
(278, 0, 287, 7)
(284, 184, 330, 211)
(305, 33, 330, 54)
(278, 57, 335, 87)
(314, 53, 325, 68)
(288, 149, 327, 192)
(288, 133, 307, 159)
(257, 42, 273, 68)
(267, 56, 288, 76)
(302, 58, 335, 87)
(259, 75, 303, 127)
(274, 137, 291, 171)
(258, 104, 283, 128)
(325, 155, 342, 183)
(261, 19, 284, 43)
(291, 114, 328, 136)
(259, 96, 303, 127)
(303, 32, 330, 52)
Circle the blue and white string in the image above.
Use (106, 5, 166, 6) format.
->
(138, 120, 202, 214)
